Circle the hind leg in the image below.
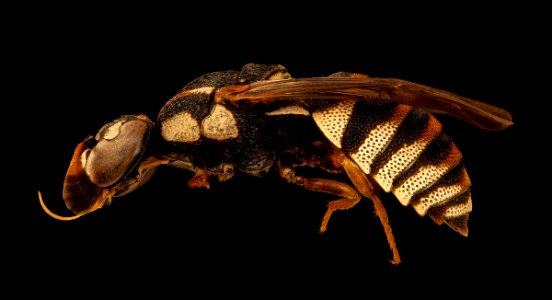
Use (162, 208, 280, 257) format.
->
(281, 143, 401, 265)
(341, 156, 401, 265)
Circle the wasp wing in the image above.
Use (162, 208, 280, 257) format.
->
(215, 77, 513, 131)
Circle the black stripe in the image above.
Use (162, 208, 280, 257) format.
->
(341, 100, 398, 154)
(371, 108, 432, 172)
(392, 132, 457, 193)
(428, 189, 471, 221)
(409, 163, 469, 208)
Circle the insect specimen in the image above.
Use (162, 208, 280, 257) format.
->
(38, 63, 513, 264)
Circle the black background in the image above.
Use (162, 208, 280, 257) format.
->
(18, 4, 545, 296)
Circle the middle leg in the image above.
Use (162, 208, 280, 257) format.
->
(278, 160, 362, 233)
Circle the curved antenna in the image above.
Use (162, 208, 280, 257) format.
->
(38, 190, 83, 221)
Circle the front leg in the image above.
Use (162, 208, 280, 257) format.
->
(187, 163, 236, 189)
(188, 169, 210, 189)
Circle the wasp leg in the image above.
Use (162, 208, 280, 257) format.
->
(341, 157, 401, 265)
(138, 156, 170, 172)
(286, 142, 401, 265)
(278, 162, 361, 232)
(188, 169, 210, 189)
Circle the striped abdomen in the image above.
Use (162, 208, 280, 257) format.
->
(312, 100, 472, 236)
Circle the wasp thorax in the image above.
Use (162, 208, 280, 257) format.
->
(85, 116, 150, 188)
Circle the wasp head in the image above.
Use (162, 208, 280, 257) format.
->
(39, 114, 160, 220)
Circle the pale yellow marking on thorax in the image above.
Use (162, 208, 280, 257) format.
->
(174, 86, 216, 98)
(202, 104, 239, 140)
(189, 86, 216, 94)
(266, 105, 310, 116)
(161, 112, 201, 142)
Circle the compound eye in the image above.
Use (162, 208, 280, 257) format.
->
(84, 115, 151, 188)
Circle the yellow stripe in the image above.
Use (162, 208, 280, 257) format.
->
(413, 184, 467, 216)
(312, 100, 355, 148)
(444, 196, 473, 218)
(372, 139, 429, 192)
(350, 106, 412, 174)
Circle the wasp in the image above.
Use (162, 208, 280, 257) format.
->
(38, 63, 513, 264)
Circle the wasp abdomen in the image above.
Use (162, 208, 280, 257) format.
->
(313, 101, 472, 235)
